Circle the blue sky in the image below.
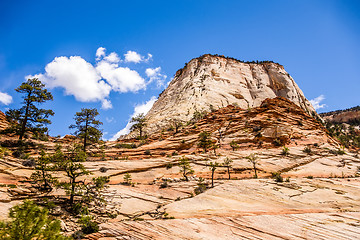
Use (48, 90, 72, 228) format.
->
(0, 0, 359, 139)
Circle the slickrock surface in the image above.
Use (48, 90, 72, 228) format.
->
(145, 54, 315, 134)
(87, 178, 360, 240)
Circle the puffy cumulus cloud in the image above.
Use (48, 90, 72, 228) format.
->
(101, 99, 113, 110)
(109, 96, 157, 140)
(28, 47, 163, 111)
(124, 51, 152, 63)
(30, 56, 112, 102)
(145, 67, 167, 87)
(96, 61, 146, 93)
(310, 95, 326, 110)
(0, 91, 12, 105)
(96, 47, 106, 60)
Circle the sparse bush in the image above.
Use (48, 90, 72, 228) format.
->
(99, 167, 108, 173)
(272, 172, 283, 182)
(115, 143, 137, 149)
(194, 177, 208, 195)
(144, 150, 151, 155)
(160, 181, 168, 188)
(306, 175, 314, 179)
(123, 172, 132, 185)
(230, 140, 239, 151)
(303, 146, 312, 154)
(281, 146, 289, 156)
(165, 163, 173, 169)
(23, 158, 36, 167)
(79, 215, 99, 234)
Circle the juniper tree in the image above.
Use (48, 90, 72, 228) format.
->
(0, 200, 69, 240)
(178, 156, 194, 181)
(69, 108, 103, 153)
(5, 78, 54, 140)
(130, 113, 147, 139)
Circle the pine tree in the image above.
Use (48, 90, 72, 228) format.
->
(5, 78, 54, 140)
(222, 157, 233, 180)
(0, 200, 69, 240)
(198, 131, 213, 152)
(208, 161, 219, 187)
(69, 108, 103, 153)
(246, 153, 260, 178)
(55, 145, 90, 205)
(178, 156, 194, 181)
(30, 150, 56, 191)
(130, 113, 147, 139)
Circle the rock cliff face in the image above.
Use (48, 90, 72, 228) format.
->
(145, 54, 315, 134)
(0, 111, 8, 130)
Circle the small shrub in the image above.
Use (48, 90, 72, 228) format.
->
(99, 167, 108, 173)
(281, 146, 289, 156)
(123, 173, 132, 185)
(273, 138, 282, 146)
(306, 175, 314, 179)
(115, 143, 137, 149)
(160, 181, 168, 188)
(303, 146, 312, 154)
(79, 215, 99, 234)
(166, 163, 173, 169)
(272, 172, 283, 182)
(144, 150, 151, 155)
(194, 177, 208, 195)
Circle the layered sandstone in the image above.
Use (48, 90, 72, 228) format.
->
(145, 54, 315, 134)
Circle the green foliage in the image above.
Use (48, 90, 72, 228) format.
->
(197, 131, 213, 152)
(54, 145, 90, 205)
(30, 150, 56, 191)
(0, 146, 11, 158)
(171, 119, 183, 133)
(272, 172, 283, 183)
(79, 215, 99, 234)
(208, 161, 219, 187)
(0, 200, 70, 240)
(114, 143, 137, 149)
(229, 140, 239, 151)
(281, 146, 289, 156)
(130, 113, 147, 139)
(325, 121, 360, 148)
(69, 108, 103, 153)
(123, 172, 132, 185)
(222, 157, 233, 180)
(194, 177, 208, 195)
(246, 153, 259, 179)
(178, 156, 194, 181)
(4, 78, 54, 140)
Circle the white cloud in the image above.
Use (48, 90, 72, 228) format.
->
(30, 56, 112, 102)
(101, 99, 113, 110)
(104, 52, 120, 63)
(124, 51, 152, 63)
(0, 91, 12, 105)
(96, 47, 106, 60)
(105, 117, 115, 123)
(310, 95, 326, 110)
(110, 96, 157, 140)
(96, 61, 146, 93)
(27, 47, 161, 110)
(145, 67, 167, 87)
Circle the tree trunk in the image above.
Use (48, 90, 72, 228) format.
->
(70, 178, 75, 204)
(19, 95, 31, 140)
(253, 164, 258, 178)
(83, 119, 88, 153)
(211, 170, 214, 187)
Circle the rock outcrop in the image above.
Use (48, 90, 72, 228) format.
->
(145, 54, 315, 134)
(0, 111, 8, 131)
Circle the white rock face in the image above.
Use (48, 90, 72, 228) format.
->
(145, 54, 315, 133)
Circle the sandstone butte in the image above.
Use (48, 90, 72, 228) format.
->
(0, 55, 359, 239)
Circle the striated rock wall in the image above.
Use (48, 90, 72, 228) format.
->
(145, 54, 315, 134)
(0, 111, 8, 131)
